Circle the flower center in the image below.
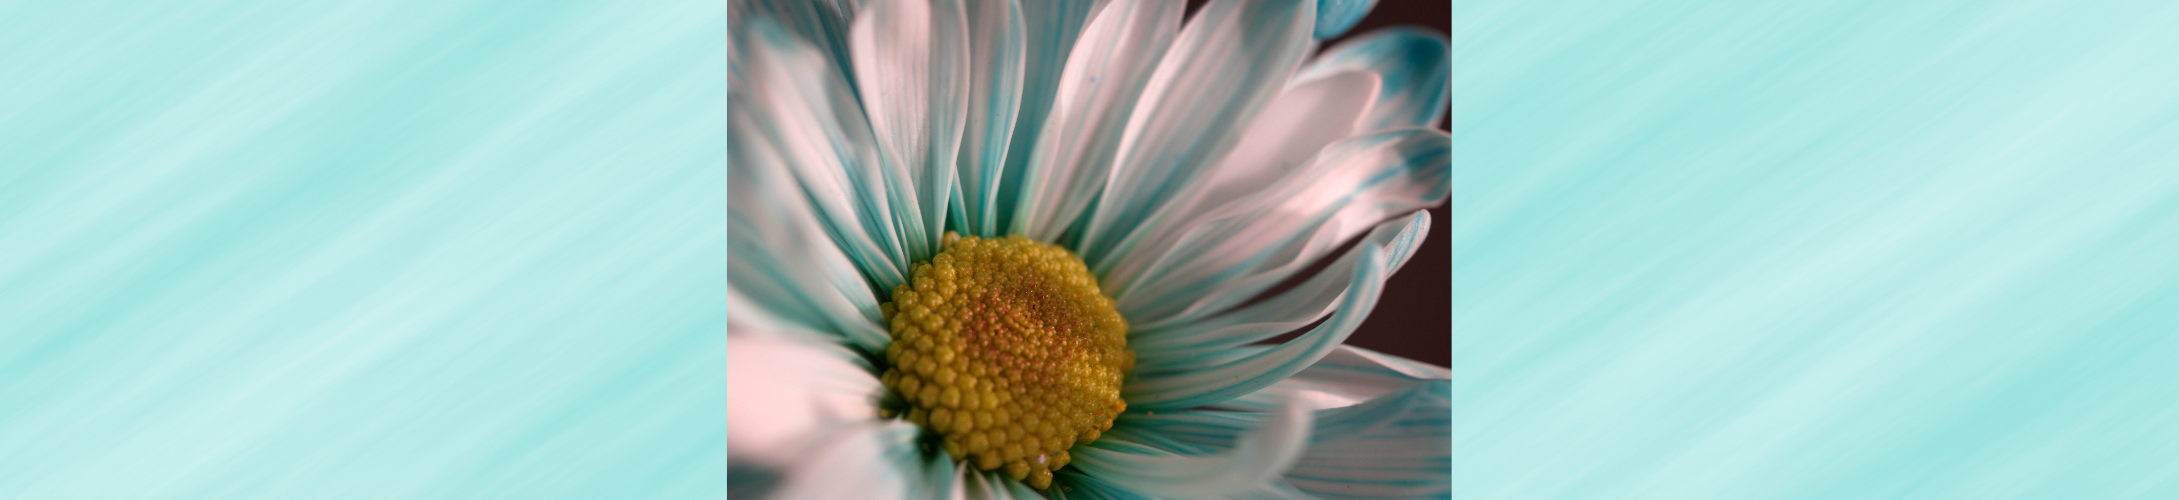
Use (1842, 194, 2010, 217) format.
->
(881, 233, 1133, 490)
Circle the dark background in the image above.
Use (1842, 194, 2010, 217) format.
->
(1186, 0, 1454, 367)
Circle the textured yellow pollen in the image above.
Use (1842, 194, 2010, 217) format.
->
(881, 233, 1133, 490)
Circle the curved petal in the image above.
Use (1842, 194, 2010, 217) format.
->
(728, 92, 891, 352)
(953, 0, 1027, 236)
(725, 332, 883, 466)
(852, 0, 972, 263)
(726, 285, 865, 349)
(991, 0, 1108, 233)
(1093, 70, 1382, 308)
(1171, 71, 1380, 223)
(952, 465, 1045, 500)
(1076, 0, 1317, 267)
(733, 18, 910, 292)
(1282, 381, 1451, 499)
(731, 0, 862, 84)
(1070, 402, 1312, 498)
(1296, 27, 1451, 133)
(1112, 129, 1450, 329)
(1050, 472, 1155, 500)
(1129, 212, 1427, 365)
(1008, 0, 1183, 241)
(1121, 243, 1387, 411)
(1206, 344, 1449, 412)
(1312, 0, 1379, 40)
(1119, 381, 1454, 500)
(762, 419, 961, 499)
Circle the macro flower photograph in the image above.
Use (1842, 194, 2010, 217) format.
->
(728, 0, 1456, 497)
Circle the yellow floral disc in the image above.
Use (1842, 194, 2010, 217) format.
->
(881, 233, 1133, 490)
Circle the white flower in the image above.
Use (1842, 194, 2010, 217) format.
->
(730, 0, 1453, 497)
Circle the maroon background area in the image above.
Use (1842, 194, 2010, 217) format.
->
(1185, 0, 1454, 367)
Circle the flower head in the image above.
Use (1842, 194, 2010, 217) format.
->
(730, 0, 1454, 497)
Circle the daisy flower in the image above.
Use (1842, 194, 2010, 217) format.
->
(729, 0, 1453, 497)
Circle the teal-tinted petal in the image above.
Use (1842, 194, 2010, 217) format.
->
(992, 0, 1109, 232)
(727, 98, 891, 352)
(1297, 27, 1451, 132)
(1130, 212, 1426, 365)
(1120, 381, 1454, 499)
(1122, 244, 1386, 411)
(732, 0, 862, 86)
(1070, 402, 1313, 498)
(1312, 0, 1378, 40)
(1075, 0, 1316, 267)
(1283, 381, 1451, 499)
(1050, 471, 1157, 500)
(1109, 129, 1449, 329)
(852, 0, 973, 264)
(953, 0, 1027, 237)
(1089, 70, 1379, 291)
(733, 18, 910, 292)
(1208, 344, 1451, 413)
(954, 465, 1044, 500)
(1008, 0, 1184, 241)
(763, 420, 958, 499)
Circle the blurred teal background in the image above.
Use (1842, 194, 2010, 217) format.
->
(1441, 0, 2179, 498)
(1, 1, 727, 498)
(3, 0, 2176, 499)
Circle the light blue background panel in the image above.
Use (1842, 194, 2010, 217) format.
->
(1440, 0, 2179, 498)
(1, 1, 727, 498)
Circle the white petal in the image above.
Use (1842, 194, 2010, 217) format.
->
(1119, 380, 1455, 500)
(990, 0, 1110, 233)
(952, 465, 1044, 500)
(852, 0, 972, 263)
(953, 0, 1028, 237)
(1296, 28, 1451, 133)
(762, 420, 960, 499)
(1008, 0, 1183, 241)
(1207, 344, 1450, 413)
(1069, 402, 1313, 498)
(725, 332, 883, 466)
(1186, 71, 1381, 220)
(1129, 212, 1428, 366)
(728, 76, 893, 351)
(1112, 129, 1450, 329)
(732, 0, 862, 79)
(1122, 242, 1388, 411)
(1075, 0, 1317, 268)
(1281, 381, 1452, 499)
(733, 19, 910, 291)
(1093, 70, 1381, 297)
